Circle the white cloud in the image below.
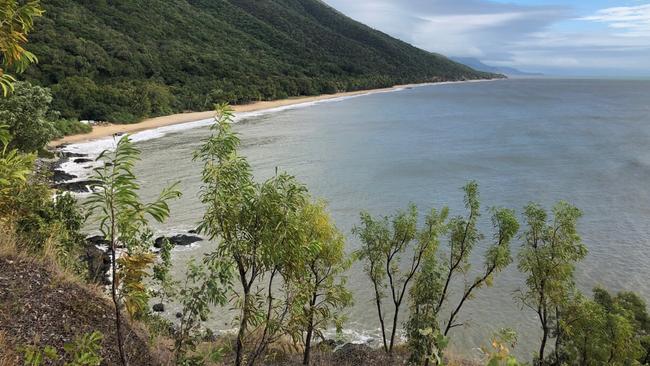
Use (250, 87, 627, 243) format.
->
(581, 4, 650, 37)
(322, 0, 650, 75)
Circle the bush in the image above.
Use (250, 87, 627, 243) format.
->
(53, 119, 92, 138)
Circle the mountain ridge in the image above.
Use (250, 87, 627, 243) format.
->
(23, 0, 501, 122)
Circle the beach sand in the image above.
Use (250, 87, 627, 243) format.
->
(49, 84, 419, 147)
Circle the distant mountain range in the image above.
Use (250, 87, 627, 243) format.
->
(451, 57, 543, 77)
(24, 0, 500, 122)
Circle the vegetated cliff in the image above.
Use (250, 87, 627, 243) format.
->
(24, 0, 502, 122)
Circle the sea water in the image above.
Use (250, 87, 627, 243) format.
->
(66, 78, 650, 357)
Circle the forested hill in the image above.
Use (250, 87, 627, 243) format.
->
(24, 0, 500, 123)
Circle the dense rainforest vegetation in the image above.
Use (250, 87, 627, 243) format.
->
(21, 0, 499, 123)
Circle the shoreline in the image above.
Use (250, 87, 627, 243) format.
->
(49, 79, 499, 147)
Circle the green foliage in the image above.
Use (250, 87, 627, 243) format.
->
(0, 0, 44, 96)
(0, 124, 34, 205)
(354, 203, 448, 353)
(0, 155, 87, 273)
(288, 201, 353, 365)
(0, 81, 56, 152)
(22, 0, 498, 122)
(52, 119, 92, 138)
(558, 288, 649, 365)
(173, 257, 232, 365)
(516, 201, 587, 363)
(195, 104, 346, 366)
(85, 135, 181, 365)
(404, 182, 519, 365)
(482, 329, 523, 366)
(21, 331, 103, 366)
(406, 247, 446, 365)
(62, 331, 104, 366)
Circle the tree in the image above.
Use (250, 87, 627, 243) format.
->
(0, 81, 56, 152)
(405, 182, 518, 365)
(173, 258, 232, 365)
(289, 201, 353, 365)
(516, 201, 587, 365)
(85, 136, 181, 366)
(0, 0, 43, 95)
(0, 124, 33, 214)
(354, 203, 448, 354)
(195, 104, 314, 366)
(557, 288, 650, 365)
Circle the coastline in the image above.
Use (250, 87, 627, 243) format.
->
(49, 79, 498, 147)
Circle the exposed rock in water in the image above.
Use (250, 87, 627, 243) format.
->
(154, 234, 203, 248)
(152, 303, 165, 312)
(86, 235, 109, 247)
(59, 151, 87, 159)
(73, 158, 93, 164)
(53, 169, 77, 183)
(53, 180, 100, 193)
(175, 312, 183, 319)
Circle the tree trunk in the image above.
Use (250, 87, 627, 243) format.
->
(388, 306, 400, 353)
(538, 325, 548, 366)
(372, 277, 389, 353)
(303, 291, 317, 365)
(236, 289, 251, 366)
(110, 207, 129, 366)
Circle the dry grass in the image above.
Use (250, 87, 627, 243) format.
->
(0, 331, 20, 366)
(0, 223, 18, 257)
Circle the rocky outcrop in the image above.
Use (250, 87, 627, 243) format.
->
(52, 169, 77, 183)
(154, 234, 203, 248)
(53, 180, 100, 193)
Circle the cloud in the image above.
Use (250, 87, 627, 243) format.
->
(322, 0, 650, 75)
(581, 4, 650, 36)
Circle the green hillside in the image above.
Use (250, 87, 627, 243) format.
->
(23, 0, 500, 122)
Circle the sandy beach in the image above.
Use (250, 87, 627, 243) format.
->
(49, 84, 425, 147)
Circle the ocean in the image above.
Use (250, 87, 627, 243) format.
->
(64, 78, 650, 357)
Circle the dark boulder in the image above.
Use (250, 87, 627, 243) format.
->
(53, 180, 100, 193)
(53, 169, 76, 183)
(86, 235, 109, 247)
(152, 303, 165, 312)
(175, 312, 183, 319)
(59, 151, 87, 159)
(154, 234, 203, 248)
(73, 158, 93, 164)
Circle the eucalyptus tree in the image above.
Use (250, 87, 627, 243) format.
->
(354, 203, 448, 354)
(0, 0, 43, 95)
(289, 201, 353, 365)
(85, 136, 181, 366)
(195, 104, 314, 366)
(406, 182, 519, 365)
(516, 201, 586, 365)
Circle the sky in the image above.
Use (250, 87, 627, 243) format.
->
(322, 0, 650, 76)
